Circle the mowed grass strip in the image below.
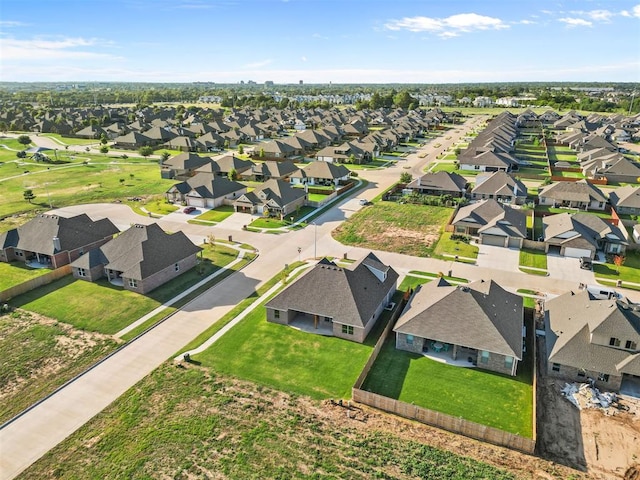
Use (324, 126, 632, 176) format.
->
(10, 245, 240, 334)
(362, 339, 533, 437)
(333, 202, 452, 257)
(194, 205, 234, 222)
(194, 304, 373, 399)
(519, 248, 548, 270)
(433, 232, 479, 259)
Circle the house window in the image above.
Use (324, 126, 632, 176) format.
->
(128, 278, 138, 288)
(342, 325, 354, 335)
(16, 251, 23, 257)
(406, 334, 414, 345)
(77, 268, 86, 277)
(552, 363, 561, 372)
(504, 356, 514, 369)
(324, 316, 332, 323)
(598, 373, 609, 382)
(480, 351, 490, 364)
(274, 310, 280, 319)
(174, 263, 180, 272)
(626, 340, 637, 350)
(609, 337, 620, 347)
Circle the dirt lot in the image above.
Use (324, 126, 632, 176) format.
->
(536, 337, 640, 479)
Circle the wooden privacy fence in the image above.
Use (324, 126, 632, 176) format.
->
(0, 265, 71, 302)
(351, 389, 535, 454)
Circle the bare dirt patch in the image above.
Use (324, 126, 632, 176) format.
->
(536, 336, 640, 479)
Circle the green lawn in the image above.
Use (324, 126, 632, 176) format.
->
(398, 272, 468, 292)
(519, 248, 548, 269)
(141, 196, 179, 215)
(594, 251, 640, 284)
(195, 205, 235, 222)
(429, 162, 457, 173)
(39, 133, 100, 146)
(333, 202, 453, 257)
(433, 232, 479, 259)
(10, 245, 240, 334)
(0, 262, 50, 290)
(194, 304, 377, 400)
(249, 206, 315, 229)
(362, 338, 533, 437)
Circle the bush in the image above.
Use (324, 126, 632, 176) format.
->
(450, 234, 471, 243)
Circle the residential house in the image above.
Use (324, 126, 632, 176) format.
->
(405, 171, 468, 197)
(233, 179, 306, 216)
(538, 180, 607, 211)
(160, 152, 211, 180)
(0, 213, 119, 268)
(240, 160, 300, 182)
(609, 185, 640, 216)
(289, 161, 350, 187)
(451, 199, 527, 248)
(394, 279, 523, 376)
(542, 212, 629, 258)
(165, 172, 247, 208)
(458, 149, 518, 173)
(70, 223, 202, 294)
(265, 253, 398, 343)
(545, 290, 640, 393)
(470, 171, 528, 205)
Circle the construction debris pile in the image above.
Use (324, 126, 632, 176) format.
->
(561, 382, 629, 414)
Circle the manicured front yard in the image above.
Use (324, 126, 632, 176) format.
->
(249, 206, 315, 229)
(0, 262, 50, 290)
(195, 205, 235, 222)
(519, 248, 548, 269)
(194, 302, 376, 400)
(433, 232, 479, 259)
(10, 245, 240, 334)
(594, 251, 640, 285)
(362, 338, 533, 437)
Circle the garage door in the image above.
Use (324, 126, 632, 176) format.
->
(508, 237, 522, 248)
(186, 196, 205, 208)
(563, 247, 592, 258)
(481, 234, 506, 247)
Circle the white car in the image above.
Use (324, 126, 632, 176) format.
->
(359, 199, 371, 206)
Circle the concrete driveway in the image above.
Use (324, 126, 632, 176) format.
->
(546, 253, 595, 284)
(476, 244, 521, 272)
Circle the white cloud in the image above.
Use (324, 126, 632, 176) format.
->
(558, 17, 593, 27)
(301, 56, 307, 62)
(242, 59, 272, 69)
(584, 9, 614, 22)
(634, 4, 640, 17)
(0, 20, 28, 27)
(515, 19, 537, 25)
(0, 36, 118, 60)
(312, 33, 329, 40)
(384, 12, 508, 37)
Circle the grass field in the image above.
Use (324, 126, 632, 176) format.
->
(16, 363, 516, 480)
(0, 310, 118, 424)
(10, 245, 240, 334)
(333, 202, 453, 257)
(362, 336, 533, 437)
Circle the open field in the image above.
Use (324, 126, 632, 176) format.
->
(0, 309, 118, 424)
(333, 202, 452, 257)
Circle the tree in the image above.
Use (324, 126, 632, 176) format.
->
(99, 145, 109, 155)
(23, 189, 36, 204)
(206, 234, 216, 250)
(16, 150, 26, 159)
(17, 135, 31, 146)
(613, 254, 625, 274)
(259, 147, 265, 158)
(228, 168, 238, 181)
(160, 151, 171, 162)
(100, 133, 109, 145)
(238, 145, 244, 155)
(400, 172, 412, 184)
(119, 178, 125, 185)
(138, 146, 154, 157)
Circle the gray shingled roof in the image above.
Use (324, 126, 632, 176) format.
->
(472, 171, 527, 198)
(265, 252, 398, 328)
(291, 161, 350, 180)
(407, 171, 467, 193)
(236, 178, 306, 209)
(169, 172, 245, 199)
(71, 223, 202, 280)
(543, 212, 628, 246)
(609, 186, 640, 210)
(545, 290, 640, 375)
(539, 180, 606, 204)
(394, 279, 523, 358)
(452, 199, 527, 238)
(0, 213, 119, 254)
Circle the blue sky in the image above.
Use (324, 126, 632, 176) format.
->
(1, 0, 639, 83)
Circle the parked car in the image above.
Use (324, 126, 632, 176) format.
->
(579, 256, 592, 270)
(183, 206, 196, 214)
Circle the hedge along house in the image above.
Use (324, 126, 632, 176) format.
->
(394, 278, 524, 376)
(0, 213, 119, 269)
(70, 223, 202, 294)
(264, 253, 398, 343)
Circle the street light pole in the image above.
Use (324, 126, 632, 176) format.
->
(314, 222, 317, 259)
